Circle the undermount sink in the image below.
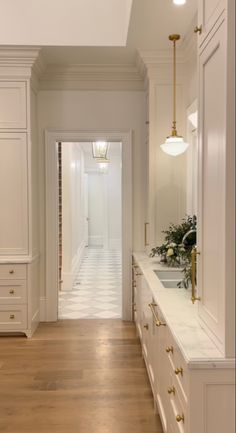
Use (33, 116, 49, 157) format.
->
(154, 270, 183, 280)
(153, 269, 184, 289)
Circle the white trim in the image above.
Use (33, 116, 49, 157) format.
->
(39, 64, 144, 91)
(45, 130, 132, 321)
(40, 296, 46, 322)
(61, 241, 86, 290)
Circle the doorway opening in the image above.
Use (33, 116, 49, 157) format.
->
(45, 130, 132, 322)
(57, 141, 123, 319)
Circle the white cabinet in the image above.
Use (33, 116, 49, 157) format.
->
(197, 1, 235, 356)
(197, 0, 225, 45)
(0, 133, 28, 255)
(0, 81, 27, 129)
(0, 51, 41, 337)
(132, 256, 235, 433)
(0, 260, 40, 336)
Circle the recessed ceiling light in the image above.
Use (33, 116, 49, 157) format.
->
(173, 0, 186, 5)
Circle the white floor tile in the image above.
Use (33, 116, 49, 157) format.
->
(59, 248, 122, 319)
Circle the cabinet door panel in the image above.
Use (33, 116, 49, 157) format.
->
(198, 0, 225, 45)
(198, 20, 226, 352)
(0, 133, 28, 255)
(0, 81, 27, 129)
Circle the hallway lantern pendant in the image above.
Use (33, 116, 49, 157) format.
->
(160, 34, 189, 156)
(92, 141, 109, 160)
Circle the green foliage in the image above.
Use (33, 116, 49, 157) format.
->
(150, 215, 197, 288)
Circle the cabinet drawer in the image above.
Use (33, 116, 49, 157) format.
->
(0, 264, 27, 279)
(165, 328, 189, 402)
(0, 280, 27, 304)
(0, 305, 27, 330)
(169, 373, 188, 433)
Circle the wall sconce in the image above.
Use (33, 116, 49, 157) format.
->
(92, 141, 109, 159)
(160, 34, 189, 156)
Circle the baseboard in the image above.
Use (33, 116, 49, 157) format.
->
(40, 297, 46, 322)
(62, 241, 86, 290)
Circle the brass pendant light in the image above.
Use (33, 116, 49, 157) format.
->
(160, 34, 189, 156)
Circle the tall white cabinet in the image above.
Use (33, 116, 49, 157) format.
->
(0, 49, 41, 337)
(197, 0, 235, 357)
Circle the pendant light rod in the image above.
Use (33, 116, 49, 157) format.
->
(160, 33, 189, 156)
(169, 34, 180, 137)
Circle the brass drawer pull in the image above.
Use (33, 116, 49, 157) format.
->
(156, 320, 166, 327)
(167, 386, 175, 395)
(175, 367, 183, 376)
(191, 246, 201, 303)
(144, 222, 149, 246)
(9, 270, 14, 274)
(176, 414, 184, 423)
(148, 303, 166, 327)
(166, 346, 173, 354)
(9, 289, 15, 295)
(9, 314, 15, 319)
(144, 324, 149, 330)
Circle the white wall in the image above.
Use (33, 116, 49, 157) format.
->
(84, 145, 122, 249)
(106, 156, 122, 249)
(88, 173, 104, 246)
(37, 90, 146, 299)
(155, 84, 187, 245)
(61, 142, 86, 290)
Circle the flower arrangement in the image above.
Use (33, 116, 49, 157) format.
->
(150, 215, 197, 288)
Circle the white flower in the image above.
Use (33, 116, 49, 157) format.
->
(179, 247, 186, 252)
(168, 242, 176, 248)
(167, 248, 174, 257)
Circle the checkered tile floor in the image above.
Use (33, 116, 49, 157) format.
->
(58, 248, 122, 319)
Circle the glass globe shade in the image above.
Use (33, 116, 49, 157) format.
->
(160, 136, 189, 156)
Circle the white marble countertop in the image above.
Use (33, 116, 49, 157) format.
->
(133, 252, 235, 369)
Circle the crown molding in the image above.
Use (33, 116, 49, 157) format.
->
(137, 16, 197, 81)
(0, 46, 41, 67)
(0, 46, 44, 84)
(39, 63, 144, 91)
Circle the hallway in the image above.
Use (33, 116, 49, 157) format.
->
(0, 320, 163, 433)
(59, 248, 122, 319)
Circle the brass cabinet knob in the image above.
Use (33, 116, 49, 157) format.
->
(176, 414, 184, 423)
(144, 324, 149, 330)
(194, 25, 202, 34)
(167, 386, 175, 395)
(9, 270, 14, 274)
(166, 346, 173, 354)
(9, 314, 15, 319)
(175, 367, 183, 376)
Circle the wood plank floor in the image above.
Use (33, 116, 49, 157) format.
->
(0, 320, 163, 433)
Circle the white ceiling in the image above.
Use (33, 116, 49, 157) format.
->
(42, 0, 197, 66)
(0, 0, 133, 46)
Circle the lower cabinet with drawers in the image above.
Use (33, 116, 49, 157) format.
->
(0, 259, 40, 337)
(132, 258, 235, 433)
